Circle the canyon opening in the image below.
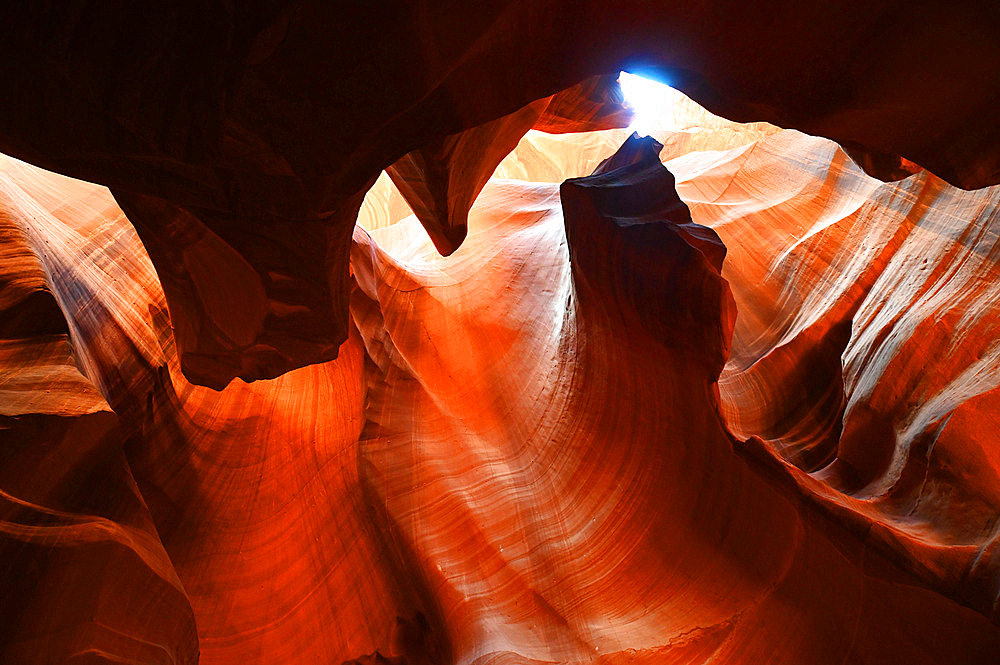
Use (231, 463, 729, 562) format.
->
(2, 4, 1000, 665)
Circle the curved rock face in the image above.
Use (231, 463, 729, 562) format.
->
(0, 155, 399, 664)
(349, 136, 1000, 664)
(2, 3, 999, 385)
(671, 129, 1000, 619)
(386, 75, 630, 257)
(3, 7, 1000, 663)
(5, 109, 1000, 662)
(0, 158, 198, 664)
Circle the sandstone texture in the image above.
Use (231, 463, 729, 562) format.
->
(3, 4, 1000, 664)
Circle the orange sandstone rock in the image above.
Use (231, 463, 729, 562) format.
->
(2, 3, 999, 385)
(3, 50, 1000, 664)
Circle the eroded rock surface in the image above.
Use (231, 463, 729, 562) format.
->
(2, 3, 999, 385)
(0, 157, 198, 664)
(671, 129, 1000, 619)
(3, 23, 1000, 661)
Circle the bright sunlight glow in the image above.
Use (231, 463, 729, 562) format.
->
(618, 71, 676, 138)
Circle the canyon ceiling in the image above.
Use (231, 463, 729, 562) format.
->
(3, 3, 1000, 664)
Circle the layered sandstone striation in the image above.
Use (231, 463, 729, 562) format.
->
(0, 158, 198, 664)
(2, 5, 1000, 660)
(2, 3, 999, 386)
(672, 130, 1000, 620)
(386, 75, 630, 256)
(4, 107, 1000, 661)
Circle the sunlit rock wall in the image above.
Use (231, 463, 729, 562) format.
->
(3, 76, 1000, 665)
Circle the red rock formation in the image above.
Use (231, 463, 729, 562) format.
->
(386, 76, 630, 256)
(2, 2, 999, 385)
(0, 156, 416, 665)
(384, 99, 550, 257)
(0, 158, 198, 664)
(3, 5, 1000, 664)
(350, 135, 1000, 664)
(670, 129, 1000, 619)
(7, 113, 1000, 662)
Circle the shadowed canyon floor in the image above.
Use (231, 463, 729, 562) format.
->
(3, 88, 1000, 664)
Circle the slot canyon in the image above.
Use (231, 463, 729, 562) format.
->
(3, 3, 1000, 664)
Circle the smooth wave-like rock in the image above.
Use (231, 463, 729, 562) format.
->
(386, 76, 631, 256)
(4, 64, 1000, 664)
(670, 129, 1000, 618)
(385, 99, 549, 257)
(111, 186, 370, 390)
(486, 122, 1000, 623)
(2, 3, 998, 387)
(0, 156, 404, 665)
(0, 157, 198, 664)
(349, 135, 1000, 664)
